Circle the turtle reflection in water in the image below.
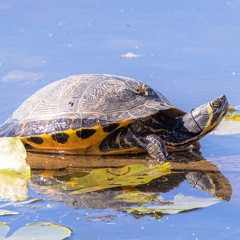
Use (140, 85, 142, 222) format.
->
(30, 151, 232, 218)
(0, 74, 229, 162)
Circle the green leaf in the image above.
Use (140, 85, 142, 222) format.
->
(0, 198, 41, 208)
(213, 106, 240, 135)
(0, 222, 72, 239)
(212, 120, 240, 135)
(0, 198, 40, 216)
(0, 138, 30, 201)
(0, 138, 29, 173)
(60, 163, 171, 194)
(126, 194, 219, 215)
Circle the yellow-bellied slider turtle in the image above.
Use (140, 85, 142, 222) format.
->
(0, 74, 229, 161)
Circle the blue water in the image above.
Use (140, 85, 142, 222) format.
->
(0, 1, 240, 239)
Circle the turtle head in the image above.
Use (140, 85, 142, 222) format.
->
(181, 95, 229, 138)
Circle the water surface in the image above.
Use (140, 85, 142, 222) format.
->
(0, 1, 240, 239)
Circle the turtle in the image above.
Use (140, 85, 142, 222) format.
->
(0, 74, 229, 162)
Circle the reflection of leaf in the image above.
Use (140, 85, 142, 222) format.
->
(0, 171, 30, 201)
(58, 163, 171, 194)
(126, 194, 219, 215)
(0, 222, 72, 239)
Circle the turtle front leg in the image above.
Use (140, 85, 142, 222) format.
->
(133, 134, 169, 162)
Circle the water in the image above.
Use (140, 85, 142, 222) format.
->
(0, 1, 240, 239)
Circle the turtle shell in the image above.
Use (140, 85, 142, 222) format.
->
(0, 74, 185, 153)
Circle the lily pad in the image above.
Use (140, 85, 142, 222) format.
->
(0, 222, 72, 239)
(126, 194, 219, 215)
(0, 209, 18, 216)
(0, 138, 29, 173)
(211, 106, 240, 135)
(0, 198, 40, 216)
(0, 138, 30, 201)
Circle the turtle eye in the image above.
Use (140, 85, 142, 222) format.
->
(211, 100, 221, 108)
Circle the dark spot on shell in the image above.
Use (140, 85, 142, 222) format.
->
(51, 133, 69, 144)
(69, 101, 74, 107)
(28, 137, 44, 145)
(76, 129, 96, 139)
(103, 123, 120, 133)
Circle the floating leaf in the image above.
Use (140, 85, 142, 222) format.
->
(0, 138, 30, 201)
(0, 222, 72, 239)
(0, 209, 18, 216)
(0, 198, 40, 216)
(211, 106, 240, 135)
(0, 198, 41, 208)
(225, 106, 240, 122)
(126, 194, 219, 215)
(212, 120, 240, 135)
(61, 163, 171, 194)
(0, 138, 29, 173)
(225, 114, 240, 121)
